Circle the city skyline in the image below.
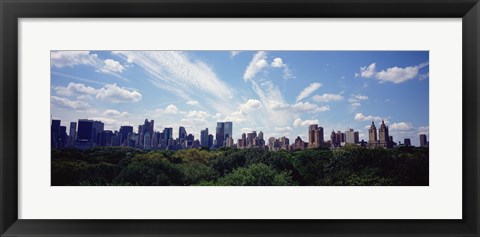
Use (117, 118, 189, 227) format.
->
(51, 117, 429, 151)
(51, 51, 429, 146)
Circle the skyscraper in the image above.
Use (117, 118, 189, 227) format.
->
(404, 138, 411, 147)
(378, 120, 389, 148)
(179, 126, 187, 140)
(208, 134, 214, 148)
(200, 128, 209, 148)
(308, 124, 323, 148)
(51, 119, 61, 148)
(59, 126, 67, 148)
(119, 126, 133, 146)
(345, 129, 359, 144)
(224, 122, 233, 145)
(140, 119, 154, 149)
(77, 119, 95, 143)
(69, 122, 77, 147)
(419, 134, 428, 147)
(368, 121, 377, 147)
(216, 122, 225, 148)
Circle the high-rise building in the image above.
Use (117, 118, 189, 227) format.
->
(378, 120, 389, 148)
(308, 124, 323, 148)
(404, 138, 411, 147)
(119, 126, 133, 146)
(224, 122, 233, 145)
(93, 120, 104, 145)
(419, 134, 428, 147)
(208, 134, 214, 148)
(216, 122, 225, 148)
(68, 122, 77, 147)
(179, 126, 187, 141)
(100, 130, 113, 146)
(226, 136, 234, 147)
(345, 129, 359, 144)
(59, 126, 67, 148)
(185, 134, 194, 147)
(163, 127, 173, 141)
(294, 136, 305, 150)
(139, 119, 154, 149)
(51, 119, 61, 148)
(77, 119, 95, 143)
(200, 128, 209, 148)
(368, 121, 378, 147)
(330, 130, 337, 147)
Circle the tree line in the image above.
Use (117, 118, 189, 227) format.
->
(51, 145, 428, 186)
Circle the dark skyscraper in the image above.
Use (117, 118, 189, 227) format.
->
(404, 138, 411, 147)
(224, 122, 233, 145)
(419, 134, 428, 147)
(179, 126, 187, 140)
(59, 126, 67, 148)
(216, 122, 225, 148)
(69, 122, 77, 146)
(200, 128, 209, 147)
(208, 134, 214, 148)
(119, 126, 133, 146)
(101, 130, 113, 146)
(77, 119, 95, 143)
(163, 127, 173, 143)
(51, 119, 61, 148)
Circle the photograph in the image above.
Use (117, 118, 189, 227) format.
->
(50, 50, 429, 186)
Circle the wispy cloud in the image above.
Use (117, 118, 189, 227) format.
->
(312, 93, 344, 102)
(51, 96, 90, 110)
(296, 82, 322, 102)
(51, 51, 129, 81)
(243, 51, 268, 81)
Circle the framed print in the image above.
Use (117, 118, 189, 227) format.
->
(1, 0, 479, 236)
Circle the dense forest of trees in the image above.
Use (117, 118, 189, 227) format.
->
(51, 145, 428, 186)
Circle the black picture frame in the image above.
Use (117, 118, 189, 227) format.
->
(1, 0, 479, 236)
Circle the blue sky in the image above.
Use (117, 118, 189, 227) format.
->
(51, 51, 429, 146)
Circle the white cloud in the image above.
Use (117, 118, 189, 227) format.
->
(356, 62, 429, 84)
(293, 118, 319, 128)
(239, 99, 262, 110)
(103, 109, 129, 117)
(418, 125, 429, 135)
(51, 96, 90, 110)
(274, 127, 292, 132)
(186, 100, 199, 106)
(355, 63, 376, 78)
(224, 110, 247, 123)
(243, 51, 268, 81)
(271, 58, 285, 68)
(96, 84, 142, 103)
(55, 82, 98, 97)
(311, 93, 344, 102)
(390, 122, 414, 131)
(291, 102, 330, 113)
(348, 94, 369, 110)
(354, 113, 383, 122)
(99, 59, 125, 73)
(375, 66, 419, 84)
(112, 51, 233, 114)
(51, 51, 98, 68)
(185, 110, 211, 119)
(419, 73, 429, 81)
(230, 51, 241, 58)
(164, 104, 180, 114)
(296, 82, 322, 102)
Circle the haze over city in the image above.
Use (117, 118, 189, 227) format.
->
(51, 50, 429, 146)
